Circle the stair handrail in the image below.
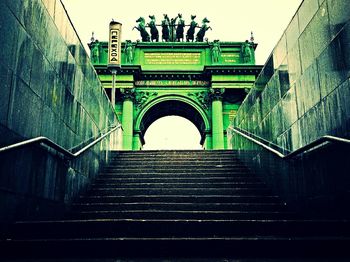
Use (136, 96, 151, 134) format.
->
(230, 126, 350, 159)
(0, 124, 122, 159)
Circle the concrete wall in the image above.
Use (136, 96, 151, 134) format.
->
(0, 0, 121, 223)
(230, 0, 350, 216)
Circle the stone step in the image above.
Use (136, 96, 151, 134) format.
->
(77, 195, 283, 204)
(109, 154, 241, 163)
(104, 163, 247, 169)
(71, 202, 286, 212)
(109, 154, 240, 158)
(68, 210, 293, 220)
(87, 187, 272, 196)
(90, 182, 266, 189)
(110, 150, 238, 155)
(10, 219, 350, 239)
(108, 157, 242, 162)
(3, 236, 350, 259)
(109, 152, 239, 157)
(97, 172, 256, 178)
(94, 177, 262, 183)
(101, 167, 249, 173)
(110, 153, 239, 158)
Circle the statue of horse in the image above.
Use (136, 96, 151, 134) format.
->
(196, 17, 212, 42)
(186, 15, 198, 42)
(176, 13, 185, 42)
(148, 15, 159, 42)
(133, 17, 150, 42)
(161, 14, 170, 42)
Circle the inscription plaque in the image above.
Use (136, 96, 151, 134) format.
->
(135, 80, 209, 87)
(144, 52, 201, 65)
(221, 53, 240, 64)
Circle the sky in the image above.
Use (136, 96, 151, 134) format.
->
(61, 0, 303, 149)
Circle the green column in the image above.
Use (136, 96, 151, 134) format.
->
(205, 134, 212, 150)
(211, 89, 224, 150)
(132, 132, 142, 150)
(121, 91, 134, 150)
(202, 130, 212, 150)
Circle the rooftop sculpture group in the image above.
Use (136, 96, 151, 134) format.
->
(133, 14, 212, 42)
(89, 21, 255, 65)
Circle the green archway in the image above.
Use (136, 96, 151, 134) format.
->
(134, 95, 211, 149)
(90, 40, 262, 150)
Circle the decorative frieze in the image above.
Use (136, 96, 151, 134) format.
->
(135, 91, 158, 109)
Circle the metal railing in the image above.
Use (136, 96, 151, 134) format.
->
(0, 124, 122, 159)
(230, 127, 350, 159)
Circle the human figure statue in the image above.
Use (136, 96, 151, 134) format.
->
(161, 14, 170, 42)
(211, 40, 221, 63)
(133, 17, 150, 42)
(196, 17, 212, 42)
(241, 40, 252, 63)
(186, 15, 198, 42)
(170, 15, 178, 42)
(176, 13, 185, 42)
(148, 15, 159, 42)
(91, 40, 100, 64)
(124, 40, 134, 64)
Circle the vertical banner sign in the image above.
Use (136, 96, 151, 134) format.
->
(108, 21, 122, 68)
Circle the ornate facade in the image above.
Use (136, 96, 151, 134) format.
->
(89, 40, 262, 150)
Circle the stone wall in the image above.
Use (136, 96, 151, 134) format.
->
(230, 0, 350, 216)
(0, 0, 120, 223)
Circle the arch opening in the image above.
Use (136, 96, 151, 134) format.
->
(137, 99, 209, 149)
(143, 116, 202, 150)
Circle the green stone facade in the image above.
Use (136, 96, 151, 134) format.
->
(90, 41, 262, 150)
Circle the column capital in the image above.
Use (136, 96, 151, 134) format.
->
(121, 88, 135, 101)
(210, 88, 225, 101)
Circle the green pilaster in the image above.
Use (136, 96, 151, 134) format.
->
(122, 91, 134, 150)
(211, 89, 225, 150)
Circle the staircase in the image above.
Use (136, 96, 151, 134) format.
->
(2, 150, 350, 260)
